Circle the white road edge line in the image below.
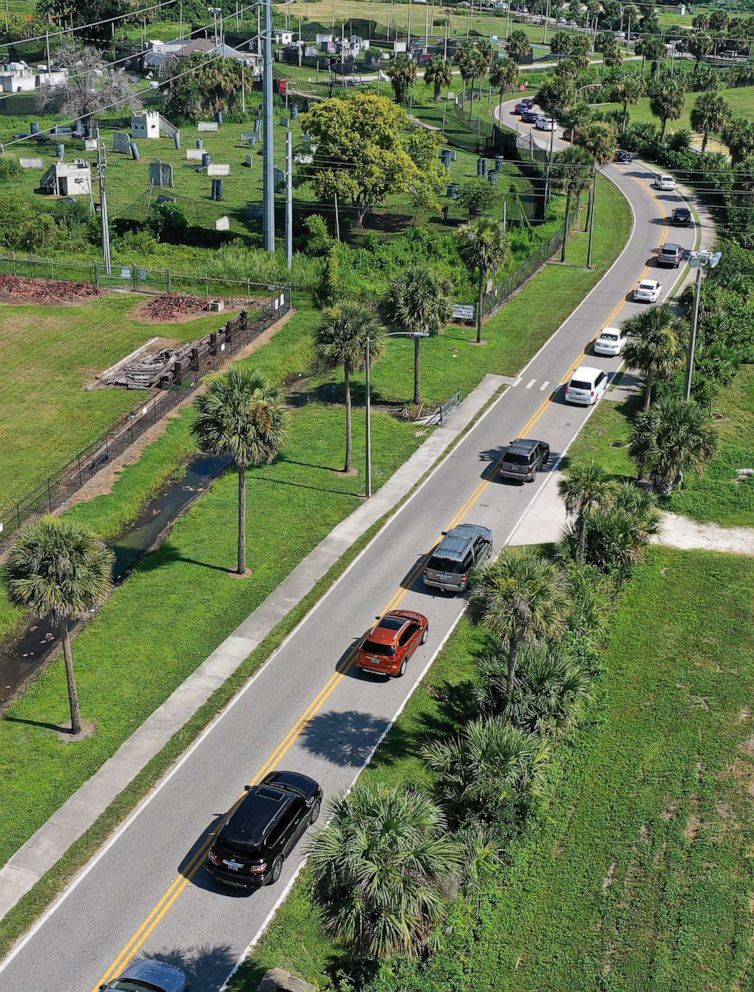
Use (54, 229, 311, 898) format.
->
(0, 140, 642, 976)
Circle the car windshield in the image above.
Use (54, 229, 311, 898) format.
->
(363, 640, 396, 656)
(600, 332, 618, 341)
(569, 379, 591, 390)
(503, 452, 530, 465)
(427, 555, 465, 574)
(110, 982, 159, 992)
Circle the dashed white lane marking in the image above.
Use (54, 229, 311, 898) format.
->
(539, 380, 550, 391)
(526, 378, 536, 389)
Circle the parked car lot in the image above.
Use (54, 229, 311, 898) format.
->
(499, 438, 550, 482)
(423, 523, 492, 593)
(633, 278, 663, 302)
(593, 325, 627, 356)
(565, 366, 609, 405)
(355, 610, 429, 678)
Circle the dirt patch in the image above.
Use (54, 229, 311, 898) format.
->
(740, 736, 754, 756)
(133, 294, 244, 324)
(602, 861, 617, 891)
(55, 719, 97, 743)
(683, 815, 702, 842)
(0, 274, 102, 305)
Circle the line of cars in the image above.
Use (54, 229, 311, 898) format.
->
(513, 97, 557, 131)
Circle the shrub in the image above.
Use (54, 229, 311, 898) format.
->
(0, 157, 22, 181)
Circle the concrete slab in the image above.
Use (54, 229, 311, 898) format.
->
(508, 468, 568, 546)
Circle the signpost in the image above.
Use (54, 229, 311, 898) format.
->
(452, 303, 475, 322)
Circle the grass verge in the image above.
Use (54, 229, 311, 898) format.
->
(232, 547, 754, 992)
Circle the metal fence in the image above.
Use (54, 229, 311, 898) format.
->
(0, 255, 284, 303)
(481, 223, 567, 318)
(0, 293, 292, 549)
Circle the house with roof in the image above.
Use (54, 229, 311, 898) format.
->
(144, 37, 261, 74)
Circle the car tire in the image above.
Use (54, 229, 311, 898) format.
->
(309, 798, 322, 824)
(421, 625, 429, 644)
(267, 855, 283, 886)
(396, 658, 408, 678)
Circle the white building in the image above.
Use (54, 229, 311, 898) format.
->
(40, 160, 92, 197)
(131, 109, 161, 139)
(0, 60, 68, 94)
(144, 37, 261, 75)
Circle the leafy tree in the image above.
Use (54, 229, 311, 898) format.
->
(300, 93, 420, 228)
(163, 54, 243, 119)
(37, 40, 140, 135)
(723, 118, 754, 164)
(709, 10, 730, 33)
(649, 78, 686, 138)
(537, 76, 574, 163)
(683, 31, 714, 63)
(635, 33, 666, 76)
(386, 54, 417, 105)
(146, 201, 189, 243)
(613, 72, 645, 133)
(424, 55, 453, 101)
(692, 12, 710, 31)
(404, 129, 445, 222)
(192, 368, 286, 575)
(557, 101, 593, 143)
(308, 783, 461, 960)
(623, 305, 684, 410)
(576, 120, 618, 163)
(37, 0, 131, 42)
(555, 53, 590, 78)
(550, 144, 593, 260)
(457, 217, 510, 344)
(315, 300, 383, 473)
(422, 717, 549, 825)
(470, 548, 570, 694)
(6, 518, 112, 735)
(506, 29, 533, 61)
(489, 57, 519, 122)
(548, 30, 573, 60)
(558, 461, 614, 562)
(390, 266, 451, 405)
(630, 395, 715, 493)
(690, 92, 731, 154)
(473, 644, 593, 735)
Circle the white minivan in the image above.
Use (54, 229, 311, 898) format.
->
(565, 365, 609, 405)
(593, 325, 627, 356)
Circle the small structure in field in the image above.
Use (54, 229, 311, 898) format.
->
(40, 160, 92, 196)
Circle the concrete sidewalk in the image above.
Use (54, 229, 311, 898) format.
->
(0, 374, 506, 923)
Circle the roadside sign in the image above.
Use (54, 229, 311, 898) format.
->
(452, 303, 475, 321)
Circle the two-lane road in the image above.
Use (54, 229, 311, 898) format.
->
(0, 142, 698, 992)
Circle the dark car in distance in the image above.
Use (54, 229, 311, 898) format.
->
(355, 610, 429, 678)
(207, 771, 322, 890)
(656, 242, 683, 268)
(521, 109, 540, 123)
(499, 438, 550, 482)
(671, 206, 692, 226)
(615, 149, 636, 163)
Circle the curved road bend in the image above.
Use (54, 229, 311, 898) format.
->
(0, 128, 697, 992)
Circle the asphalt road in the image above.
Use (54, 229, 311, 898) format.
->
(0, 116, 699, 992)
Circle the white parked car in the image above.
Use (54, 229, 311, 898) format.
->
(654, 174, 676, 190)
(565, 366, 609, 405)
(593, 325, 628, 356)
(535, 116, 557, 131)
(633, 279, 663, 303)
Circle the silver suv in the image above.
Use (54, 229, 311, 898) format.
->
(423, 523, 493, 593)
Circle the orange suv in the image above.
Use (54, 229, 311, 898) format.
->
(355, 610, 429, 678)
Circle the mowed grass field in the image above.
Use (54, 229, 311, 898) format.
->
(235, 547, 754, 991)
(598, 84, 754, 135)
(0, 292, 236, 513)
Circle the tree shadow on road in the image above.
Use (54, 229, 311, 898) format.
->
(146, 942, 237, 991)
(299, 709, 388, 767)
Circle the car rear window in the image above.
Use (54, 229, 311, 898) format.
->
(569, 379, 591, 390)
(428, 554, 465, 574)
(600, 332, 618, 341)
(503, 452, 530, 465)
(363, 640, 396, 656)
(218, 836, 262, 859)
(639, 282, 654, 290)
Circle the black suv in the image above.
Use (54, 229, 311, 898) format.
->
(671, 206, 692, 227)
(615, 149, 636, 163)
(207, 771, 322, 890)
(656, 242, 683, 268)
(499, 438, 550, 482)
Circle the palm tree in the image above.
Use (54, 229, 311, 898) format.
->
(193, 367, 286, 576)
(423, 55, 453, 101)
(683, 31, 714, 63)
(611, 481, 661, 545)
(315, 300, 384, 474)
(622, 305, 684, 410)
(6, 517, 112, 735)
(473, 644, 593, 735)
(628, 401, 659, 481)
(550, 145, 594, 261)
(537, 76, 575, 179)
(506, 29, 533, 61)
(613, 73, 645, 134)
(558, 461, 614, 562)
(576, 120, 619, 165)
(470, 548, 570, 693)
(582, 504, 652, 579)
(308, 783, 461, 960)
(722, 118, 754, 164)
(386, 54, 417, 106)
(635, 33, 666, 77)
(457, 217, 510, 345)
(548, 30, 573, 61)
(690, 93, 731, 154)
(649, 78, 686, 139)
(631, 395, 716, 494)
(422, 717, 550, 824)
(390, 266, 452, 405)
(489, 57, 519, 123)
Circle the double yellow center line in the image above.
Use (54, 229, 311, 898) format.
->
(93, 172, 669, 991)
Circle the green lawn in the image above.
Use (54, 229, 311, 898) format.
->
(597, 84, 754, 135)
(236, 546, 754, 992)
(567, 364, 754, 528)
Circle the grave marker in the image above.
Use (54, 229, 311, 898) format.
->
(215, 215, 230, 231)
(113, 131, 131, 154)
(197, 121, 219, 132)
(19, 157, 45, 169)
(207, 163, 230, 176)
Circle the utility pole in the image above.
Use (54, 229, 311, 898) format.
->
(95, 124, 111, 276)
(685, 251, 722, 401)
(542, 0, 550, 45)
(586, 164, 596, 269)
(179, 0, 183, 40)
(241, 62, 246, 113)
(298, 17, 302, 66)
(285, 129, 293, 270)
(365, 336, 372, 498)
(257, 4, 262, 56)
(262, 0, 275, 252)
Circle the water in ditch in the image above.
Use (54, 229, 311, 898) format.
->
(0, 451, 231, 709)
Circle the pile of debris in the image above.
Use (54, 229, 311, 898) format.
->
(139, 293, 209, 321)
(0, 275, 102, 305)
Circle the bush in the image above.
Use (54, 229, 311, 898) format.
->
(145, 201, 189, 243)
(0, 157, 22, 181)
(458, 178, 496, 217)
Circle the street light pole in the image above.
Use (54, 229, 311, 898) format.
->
(685, 250, 722, 402)
(262, 0, 275, 251)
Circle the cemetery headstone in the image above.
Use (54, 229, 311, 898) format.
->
(30, 122, 40, 135)
(148, 160, 174, 186)
(447, 183, 460, 199)
(197, 121, 219, 132)
(244, 154, 253, 167)
(476, 158, 486, 177)
(156, 194, 176, 204)
(174, 132, 181, 150)
(274, 167, 285, 191)
(440, 149, 452, 170)
(207, 163, 230, 176)
(113, 131, 131, 154)
(84, 138, 98, 151)
(186, 148, 203, 161)
(215, 215, 230, 231)
(55, 143, 65, 159)
(215, 111, 223, 124)
(201, 152, 211, 168)
(19, 157, 45, 169)
(129, 142, 140, 161)
(196, 137, 203, 149)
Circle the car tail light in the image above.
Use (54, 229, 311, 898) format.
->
(591, 390, 596, 398)
(461, 575, 467, 583)
(249, 862, 268, 875)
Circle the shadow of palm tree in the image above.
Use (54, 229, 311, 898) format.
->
(145, 942, 237, 991)
(299, 709, 389, 767)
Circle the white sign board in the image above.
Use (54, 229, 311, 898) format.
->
(452, 303, 475, 321)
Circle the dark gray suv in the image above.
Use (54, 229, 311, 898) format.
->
(423, 523, 493, 593)
(657, 242, 683, 268)
(499, 438, 550, 482)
